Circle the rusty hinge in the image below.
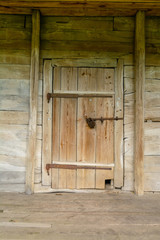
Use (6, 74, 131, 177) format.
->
(86, 116, 123, 129)
(46, 163, 113, 176)
(47, 93, 113, 103)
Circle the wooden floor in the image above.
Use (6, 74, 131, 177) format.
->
(0, 191, 160, 240)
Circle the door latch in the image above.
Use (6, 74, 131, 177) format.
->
(86, 116, 123, 129)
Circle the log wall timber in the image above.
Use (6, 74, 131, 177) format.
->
(0, 15, 32, 192)
(0, 1, 160, 16)
(0, 13, 160, 193)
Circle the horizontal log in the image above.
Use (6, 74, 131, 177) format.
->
(0, 15, 31, 28)
(41, 50, 126, 59)
(52, 58, 117, 68)
(144, 173, 160, 191)
(41, 40, 133, 53)
(0, 40, 31, 50)
(0, 64, 30, 79)
(0, 183, 25, 192)
(41, 16, 113, 30)
(0, 171, 25, 184)
(41, 30, 133, 43)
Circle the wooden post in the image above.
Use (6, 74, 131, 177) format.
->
(114, 59, 124, 188)
(26, 10, 40, 194)
(134, 11, 145, 195)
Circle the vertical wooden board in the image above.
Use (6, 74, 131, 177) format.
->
(96, 98, 114, 189)
(77, 67, 97, 189)
(78, 68, 97, 92)
(96, 68, 115, 92)
(77, 98, 96, 189)
(61, 67, 77, 91)
(42, 60, 52, 186)
(51, 67, 61, 189)
(58, 67, 77, 189)
(59, 98, 77, 189)
(114, 59, 124, 188)
(134, 11, 145, 195)
(26, 10, 40, 194)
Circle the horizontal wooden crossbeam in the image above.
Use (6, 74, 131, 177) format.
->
(0, 1, 160, 16)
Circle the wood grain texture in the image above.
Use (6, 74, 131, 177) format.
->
(59, 68, 77, 189)
(95, 98, 114, 189)
(134, 11, 145, 196)
(42, 60, 52, 186)
(114, 59, 124, 188)
(26, 10, 40, 194)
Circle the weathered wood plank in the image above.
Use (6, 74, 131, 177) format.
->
(42, 60, 52, 186)
(0, 64, 30, 79)
(0, 183, 25, 193)
(52, 58, 117, 68)
(144, 122, 160, 155)
(0, 171, 25, 184)
(41, 29, 133, 43)
(96, 98, 114, 189)
(114, 59, 124, 188)
(51, 67, 61, 189)
(41, 17, 113, 30)
(77, 68, 97, 189)
(26, 10, 40, 194)
(41, 40, 133, 53)
(134, 11, 145, 195)
(59, 67, 77, 189)
(0, 49, 30, 65)
(0, 14, 31, 28)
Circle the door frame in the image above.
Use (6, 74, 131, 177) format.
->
(37, 58, 123, 193)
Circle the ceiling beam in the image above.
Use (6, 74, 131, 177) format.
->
(0, 1, 160, 16)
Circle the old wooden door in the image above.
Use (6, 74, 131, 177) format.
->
(51, 67, 114, 189)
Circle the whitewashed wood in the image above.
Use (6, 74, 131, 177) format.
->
(144, 173, 160, 191)
(26, 10, 40, 194)
(144, 122, 160, 155)
(134, 11, 145, 196)
(0, 171, 25, 184)
(42, 60, 52, 186)
(0, 184, 25, 193)
(114, 59, 124, 188)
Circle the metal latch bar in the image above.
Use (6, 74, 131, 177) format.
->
(47, 92, 113, 103)
(46, 163, 113, 176)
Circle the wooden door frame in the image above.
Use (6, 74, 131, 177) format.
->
(36, 58, 123, 193)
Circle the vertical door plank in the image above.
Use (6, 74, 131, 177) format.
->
(96, 68, 115, 93)
(42, 60, 52, 186)
(52, 67, 61, 189)
(78, 68, 97, 92)
(135, 11, 145, 195)
(59, 67, 77, 189)
(114, 59, 124, 188)
(26, 10, 40, 194)
(96, 98, 114, 189)
(77, 68, 97, 189)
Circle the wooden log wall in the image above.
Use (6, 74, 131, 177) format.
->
(0, 14, 160, 192)
(0, 14, 42, 192)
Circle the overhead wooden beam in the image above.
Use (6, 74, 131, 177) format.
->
(0, 1, 160, 16)
(134, 11, 145, 196)
(26, 10, 40, 194)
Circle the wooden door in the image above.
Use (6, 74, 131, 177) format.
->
(51, 67, 114, 189)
